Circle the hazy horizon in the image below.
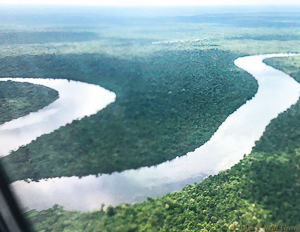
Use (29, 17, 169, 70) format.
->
(1, 0, 300, 6)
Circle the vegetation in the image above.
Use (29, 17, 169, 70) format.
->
(1, 7, 300, 231)
(25, 56, 300, 232)
(25, 150, 300, 231)
(0, 31, 100, 45)
(254, 56, 300, 154)
(1, 49, 257, 181)
(0, 81, 58, 125)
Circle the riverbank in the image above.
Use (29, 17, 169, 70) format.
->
(25, 55, 300, 231)
(1, 54, 298, 214)
(1, 49, 258, 181)
(27, 148, 300, 231)
(0, 78, 115, 158)
(0, 81, 58, 125)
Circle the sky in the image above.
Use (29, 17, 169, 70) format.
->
(0, 0, 300, 6)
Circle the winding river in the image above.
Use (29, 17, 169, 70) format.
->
(1, 54, 300, 211)
(0, 78, 116, 157)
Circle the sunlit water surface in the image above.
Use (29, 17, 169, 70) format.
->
(0, 78, 116, 157)
(1, 54, 300, 211)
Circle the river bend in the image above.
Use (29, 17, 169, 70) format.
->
(1, 54, 299, 211)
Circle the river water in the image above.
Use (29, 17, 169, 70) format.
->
(1, 54, 300, 211)
(0, 78, 116, 157)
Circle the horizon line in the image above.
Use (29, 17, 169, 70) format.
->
(1, 3, 300, 7)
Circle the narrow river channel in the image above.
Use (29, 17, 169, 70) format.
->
(1, 54, 300, 211)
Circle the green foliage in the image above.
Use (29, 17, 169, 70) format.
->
(2, 13, 300, 231)
(0, 31, 100, 45)
(26, 149, 300, 231)
(230, 34, 300, 41)
(1, 49, 258, 181)
(254, 56, 300, 153)
(0, 81, 58, 125)
(25, 56, 300, 232)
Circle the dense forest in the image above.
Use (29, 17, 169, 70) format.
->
(254, 56, 300, 154)
(0, 31, 100, 45)
(25, 57, 300, 231)
(0, 81, 58, 125)
(1, 49, 258, 181)
(1, 7, 300, 231)
(26, 149, 300, 231)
